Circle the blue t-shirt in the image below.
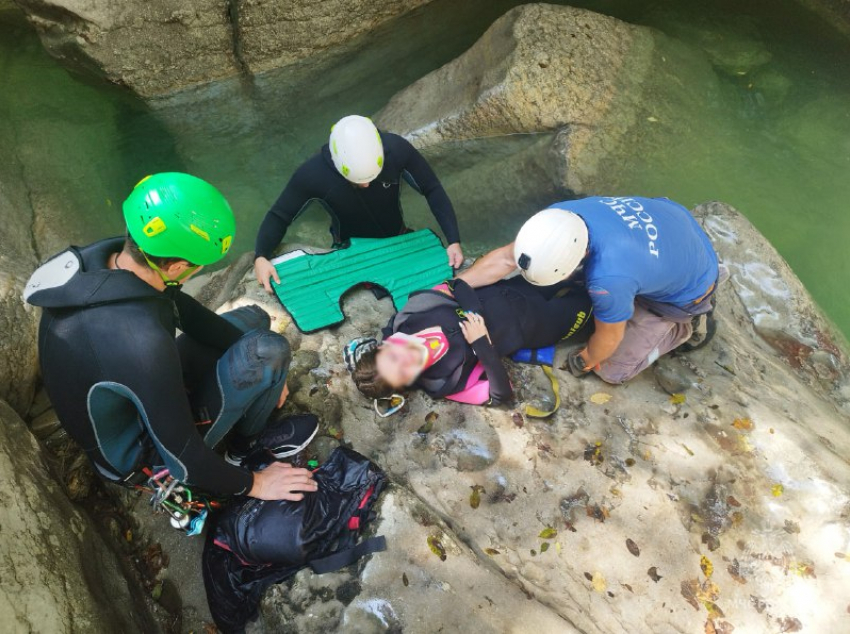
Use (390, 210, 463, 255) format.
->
(551, 197, 718, 323)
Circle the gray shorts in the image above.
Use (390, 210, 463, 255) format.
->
(594, 304, 693, 384)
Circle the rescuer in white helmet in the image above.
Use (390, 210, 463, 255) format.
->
(458, 196, 725, 384)
(254, 115, 463, 292)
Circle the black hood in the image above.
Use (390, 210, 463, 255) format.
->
(24, 237, 164, 309)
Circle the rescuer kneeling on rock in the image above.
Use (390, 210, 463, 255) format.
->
(24, 173, 318, 501)
(253, 115, 464, 292)
(459, 196, 726, 384)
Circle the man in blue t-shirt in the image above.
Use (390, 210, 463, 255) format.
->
(459, 196, 724, 384)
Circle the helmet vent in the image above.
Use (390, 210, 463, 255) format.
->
(518, 253, 531, 270)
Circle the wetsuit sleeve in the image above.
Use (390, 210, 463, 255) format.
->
(255, 164, 318, 259)
(470, 336, 512, 405)
(173, 292, 243, 352)
(122, 331, 253, 495)
(395, 135, 461, 245)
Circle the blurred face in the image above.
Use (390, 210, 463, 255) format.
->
(375, 341, 423, 388)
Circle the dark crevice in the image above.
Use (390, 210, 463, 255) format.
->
(225, 0, 250, 78)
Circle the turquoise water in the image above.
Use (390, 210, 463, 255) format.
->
(1, 1, 848, 334)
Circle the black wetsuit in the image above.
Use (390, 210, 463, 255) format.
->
(26, 238, 256, 495)
(255, 132, 460, 259)
(383, 278, 594, 405)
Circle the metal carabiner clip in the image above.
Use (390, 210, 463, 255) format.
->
(374, 394, 406, 418)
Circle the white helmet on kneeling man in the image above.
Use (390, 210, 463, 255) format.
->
(514, 208, 589, 286)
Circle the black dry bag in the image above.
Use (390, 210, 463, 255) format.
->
(202, 447, 387, 633)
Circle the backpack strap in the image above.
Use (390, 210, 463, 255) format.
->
(308, 535, 387, 574)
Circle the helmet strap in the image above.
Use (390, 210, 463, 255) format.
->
(142, 253, 200, 287)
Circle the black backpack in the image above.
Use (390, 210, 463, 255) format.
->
(202, 447, 387, 633)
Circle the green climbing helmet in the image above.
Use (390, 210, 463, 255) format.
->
(122, 172, 235, 266)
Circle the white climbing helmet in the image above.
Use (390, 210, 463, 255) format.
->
(514, 207, 589, 286)
(329, 115, 384, 184)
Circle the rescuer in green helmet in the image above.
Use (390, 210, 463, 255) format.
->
(25, 173, 319, 501)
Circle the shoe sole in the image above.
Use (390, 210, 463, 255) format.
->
(223, 452, 247, 467)
(270, 424, 320, 459)
(680, 313, 717, 353)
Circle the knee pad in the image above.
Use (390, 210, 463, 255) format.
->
(223, 305, 271, 333)
(253, 332, 292, 375)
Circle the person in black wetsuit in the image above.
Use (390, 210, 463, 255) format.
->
(24, 173, 319, 501)
(346, 277, 594, 406)
(253, 115, 464, 292)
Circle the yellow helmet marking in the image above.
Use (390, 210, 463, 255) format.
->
(143, 216, 167, 237)
(190, 224, 210, 241)
(221, 235, 233, 254)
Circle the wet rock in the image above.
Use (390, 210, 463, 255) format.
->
(646, 10, 772, 75)
(26, 386, 53, 420)
(777, 94, 850, 160)
(13, 0, 434, 98)
(0, 175, 39, 414)
(287, 349, 322, 392)
(750, 67, 794, 106)
(135, 199, 850, 633)
(513, 363, 559, 416)
(29, 407, 62, 440)
(696, 201, 848, 397)
(377, 3, 721, 197)
(310, 436, 342, 463)
(432, 424, 500, 472)
(0, 399, 148, 632)
(654, 357, 695, 395)
(795, 0, 850, 38)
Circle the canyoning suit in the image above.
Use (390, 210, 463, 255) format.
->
(254, 132, 461, 259)
(560, 196, 722, 384)
(24, 238, 291, 495)
(383, 277, 593, 405)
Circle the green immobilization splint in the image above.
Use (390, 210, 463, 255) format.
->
(271, 230, 452, 332)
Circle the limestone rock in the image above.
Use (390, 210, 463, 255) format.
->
(133, 201, 850, 632)
(796, 0, 850, 37)
(0, 399, 146, 633)
(376, 3, 721, 198)
(13, 0, 241, 99)
(644, 9, 772, 75)
(260, 488, 577, 633)
(29, 406, 62, 439)
(12, 0, 435, 98)
(238, 0, 434, 75)
(0, 149, 39, 414)
(695, 201, 849, 401)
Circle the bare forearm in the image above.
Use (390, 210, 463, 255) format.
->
(458, 243, 517, 288)
(581, 320, 626, 368)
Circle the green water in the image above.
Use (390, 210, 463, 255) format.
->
(1, 0, 849, 334)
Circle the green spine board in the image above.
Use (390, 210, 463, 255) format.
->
(271, 229, 451, 333)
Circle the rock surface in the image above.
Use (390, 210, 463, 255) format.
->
(145, 200, 850, 633)
(12, 0, 434, 98)
(0, 399, 148, 633)
(376, 3, 722, 199)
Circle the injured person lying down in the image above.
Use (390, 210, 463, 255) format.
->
(345, 276, 594, 408)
